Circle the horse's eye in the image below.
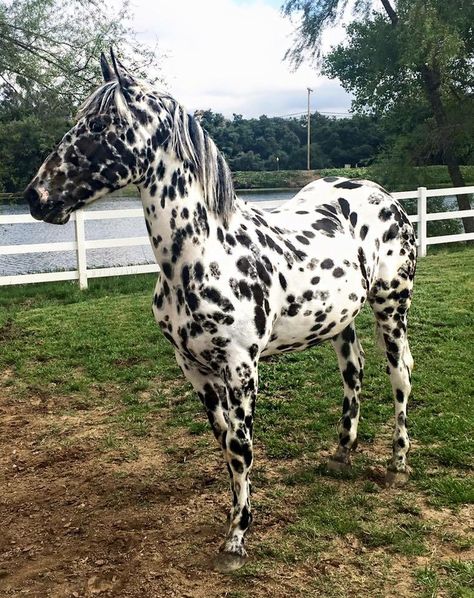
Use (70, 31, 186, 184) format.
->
(90, 118, 106, 133)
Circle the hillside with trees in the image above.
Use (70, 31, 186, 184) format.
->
(198, 110, 385, 172)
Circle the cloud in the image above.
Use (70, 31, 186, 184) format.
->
(131, 0, 351, 118)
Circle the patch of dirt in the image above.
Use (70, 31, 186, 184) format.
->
(112, 357, 143, 367)
(0, 386, 472, 598)
(0, 368, 14, 384)
(0, 386, 298, 598)
(0, 320, 31, 343)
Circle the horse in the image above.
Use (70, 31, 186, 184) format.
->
(24, 50, 417, 572)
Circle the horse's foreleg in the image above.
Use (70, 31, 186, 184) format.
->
(175, 352, 229, 446)
(214, 362, 257, 572)
(175, 353, 256, 572)
(329, 322, 365, 470)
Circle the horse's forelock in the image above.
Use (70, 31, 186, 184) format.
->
(76, 81, 126, 121)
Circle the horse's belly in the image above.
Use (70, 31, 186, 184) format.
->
(262, 270, 366, 357)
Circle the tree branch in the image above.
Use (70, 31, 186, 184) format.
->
(3, 22, 78, 49)
(1, 33, 68, 71)
(0, 74, 19, 95)
(380, 0, 398, 25)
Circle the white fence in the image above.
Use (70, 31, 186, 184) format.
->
(1, 185, 473, 289)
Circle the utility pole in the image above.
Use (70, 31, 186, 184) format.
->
(307, 87, 313, 170)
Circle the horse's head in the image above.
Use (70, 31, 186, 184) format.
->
(26, 50, 235, 225)
(25, 51, 165, 224)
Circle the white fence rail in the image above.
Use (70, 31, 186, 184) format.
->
(1, 185, 473, 289)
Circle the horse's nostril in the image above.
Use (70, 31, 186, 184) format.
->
(24, 186, 40, 206)
(24, 187, 44, 219)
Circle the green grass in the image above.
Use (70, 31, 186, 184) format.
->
(416, 561, 474, 598)
(1, 247, 473, 595)
(232, 169, 328, 189)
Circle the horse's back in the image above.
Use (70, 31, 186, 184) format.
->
(271, 177, 392, 222)
(266, 176, 415, 274)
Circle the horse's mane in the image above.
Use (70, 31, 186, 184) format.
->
(77, 81, 235, 220)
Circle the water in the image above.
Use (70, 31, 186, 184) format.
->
(0, 190, 295, 276)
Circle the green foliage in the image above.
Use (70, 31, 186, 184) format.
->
(369, 160, 474, 191)
(232, 169, 322, 189)
(0, 114, 71, 192)
(231, 165, 474, 190)
(283, 0, 474, 214)
(323, 2, 474, 168)
(199, 110, 385, 172)
(282, 0, 373, 68)
(0, 0, 158, 109)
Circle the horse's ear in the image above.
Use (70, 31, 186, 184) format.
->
(100, 53, 115, 82)
(109, 47, 135, 89)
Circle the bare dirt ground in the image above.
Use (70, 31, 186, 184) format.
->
(0, 376, 472, 598)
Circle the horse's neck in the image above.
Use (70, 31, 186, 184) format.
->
(139, 155, 220, 271)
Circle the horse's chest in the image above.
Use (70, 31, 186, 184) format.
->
(152, 278, 250, 367)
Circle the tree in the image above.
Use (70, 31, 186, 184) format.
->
(0, 0, 160, 192)
(0, 0, 158, 109)
(282, 0, 474, 233)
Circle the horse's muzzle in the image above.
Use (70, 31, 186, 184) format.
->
(25, 186, 70, 224)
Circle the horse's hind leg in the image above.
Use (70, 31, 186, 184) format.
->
(370, 276, 414, 487)
(329, 322, 365, 470)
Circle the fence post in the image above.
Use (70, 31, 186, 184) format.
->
(417, 186, 427, 257)
(75, 209, 88, 289)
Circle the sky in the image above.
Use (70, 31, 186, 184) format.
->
(131, 0, 352, 119)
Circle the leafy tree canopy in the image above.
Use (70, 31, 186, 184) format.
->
(198, 110, 385, 172)
(282, 0, 474, 232)
(0, 0, 159, 114)
(0, 0, 160, 192)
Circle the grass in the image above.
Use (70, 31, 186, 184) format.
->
(1, 247, 473, 596)
(415, 561, 474, 598)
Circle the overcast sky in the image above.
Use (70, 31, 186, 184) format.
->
(131, 0, 352, 118)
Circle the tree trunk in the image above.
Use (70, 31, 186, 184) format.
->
(380, 0, 398, 25)
(420, 65, 474, 235)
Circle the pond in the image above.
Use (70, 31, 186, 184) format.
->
(0, 190, 295, 276)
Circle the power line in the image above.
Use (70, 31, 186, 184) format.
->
(273, 110, 352, 118)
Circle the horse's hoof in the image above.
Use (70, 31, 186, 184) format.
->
(213, 551, 247, 573)
(327, 457, 351, 472)
(385, 467, 410, 487)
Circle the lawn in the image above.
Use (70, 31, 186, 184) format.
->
(0, 247, 473, 597)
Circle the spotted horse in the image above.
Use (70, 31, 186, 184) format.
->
(25, 51, 417, 573)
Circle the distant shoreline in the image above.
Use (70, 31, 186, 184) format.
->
(1, 165, 473, 202)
